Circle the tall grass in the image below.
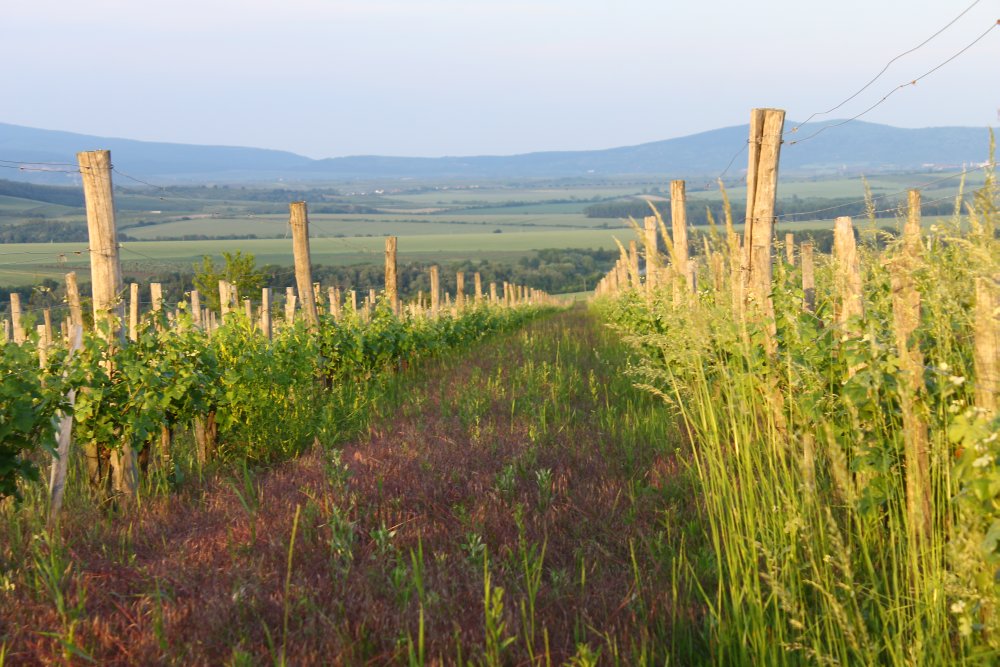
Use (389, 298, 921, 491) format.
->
(600, 159, 1000, 664)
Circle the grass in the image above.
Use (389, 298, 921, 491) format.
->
(0, 307, 711, 663)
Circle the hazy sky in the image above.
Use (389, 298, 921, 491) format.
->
(3, 0, 997, 158)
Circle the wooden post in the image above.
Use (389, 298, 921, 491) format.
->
(456, 272, 465, 309)
(329, 287, 341, 320)
(801, 242, 815, 313)
(385, 236, 399, 315)
(243, 298, 252, 321)
(65, 272, 84, 330)
(785, 232, 795, 265)
(741, 108, 786, 328)
(490, 282, 498, 304)
(191, 290, 202, 329)
(644, 215, 659, 293)
(350, 289, 357, 314)
(261, 288, 272, 340)
(289, 201, 318, 330)
(285, 287, 297, 324)
(150, 283, 163, 313)
(670, 180, 689, 284)
(219, 280, 231, 320)
(10, 294, 24, 344)
(313, 283, 322, 316)
(892, 189, 930, 542)
(78, 149, 135, 498)
(36, 325, 49, 368)
(974, 275, 1000, 414)
(128, 283, 140, 341)
(430, 266, 441, 316)
(474, 272, 483, 304)
(48, 325, 84, 524)
(834, 216, 863, 328)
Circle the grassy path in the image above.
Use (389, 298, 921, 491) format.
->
(1, 307, 707, 665)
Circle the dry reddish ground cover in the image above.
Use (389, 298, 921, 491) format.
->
(0, 309, 706, 665)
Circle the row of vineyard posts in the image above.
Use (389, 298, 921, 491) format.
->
(594, 107, 1000, 543)
(1, 149, 554, 517)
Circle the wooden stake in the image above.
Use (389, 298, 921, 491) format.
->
(456, 272, 465, 309)
(801, 241, 815, 313)
(628, 241, 640, 289)
(261, 288, 272, 340)
(65, 271, 84, 330)
(78, 149, 134, 498)
(285, 287, 297, 323)
(48, 325, 83, 524)
(670, 180, 689, 282)
(150, 283, 163, 313)
(430, 266, 440, 315)
(385, 236, 399, 315)
(490, 282, 498, 304)
(243, 298, 252, 321)
(191, 290, 202, 329)
(474, 272, 482, 303)
(834, 216, 863, 328)
(289, 202, 318, 330)
(741, 108, 786, 329)
(128, 283, 140, 341)
(785, 232, 795, 265)
(10, 294, 24, 344)
(219, 280, 231, 320)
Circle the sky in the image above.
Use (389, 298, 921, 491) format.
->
(2, 0, 998, 158)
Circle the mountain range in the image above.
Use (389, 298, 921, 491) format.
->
(0, 120, 992, 185)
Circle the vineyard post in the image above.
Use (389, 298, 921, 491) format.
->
(974, 274, 1000, 413)
(490, 282, 498, 304)
(10, 294, 24, 344)
(892, 189, 930, 543)
(329, 287, 340, 320)
(65, 272, 84, 330)
(289, 201, 319, 330)
(285, 287, 297, 324)
(350, 289, 357, 315)
(785, 232, 795, 265)
(261, 288, 272, 340)
(834, 216, 863, 328)
(644, 215, 658, 293)
(474, 272, 482, 304)
(129, 283, 140, 341)
(741, 108, 785, 343)
(47, 324, 84, 524)
(456, 272, 465, 310)
(219, 280, 231, 320)
(385, 236, 399, 315)
(151, 283, 163, 313)
(36, 325, 48, 368)
(190, 290, 202, 329)
(430, 266, 441, 316)
(670, 180, 689, 289)
(368, 288, 376, 314)
(312, 283, 322, 316)
(801, 241, 815, 312)
(42, 309, 52, 349)
(78, 149, 136, 498)
(243, 298, 252, 322)
(1, 318, 9, 344)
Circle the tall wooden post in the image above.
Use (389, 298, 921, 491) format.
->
(9, 294, 24, 344)
(285, 287, 297, 324)
(78, 149, 135, 498)
(65, 272, 84, 330)
(834, 216, 863, 327)
(474, 272, 482, 304)
(129, 283, 140, 341)
(430, 266, 441, 316)
(219, 280, 231, 320)
(490, 282, 498, 304)
(150, 283, 163, 313)
(741, 108, 786, 327)
(801, 242, 815, 313)
(261, 288, 272, 340)
(289, 202, 319, 330)
(785, 233, 795, 265)
(670, 180, 689, 283)
(329, 287, 341, 320)
(628, 241, 640, 289)
(385, 236, 399, 315)
(190, 290, 202, 329)
(456, 272, 465, 309)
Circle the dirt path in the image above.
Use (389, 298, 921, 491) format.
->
(1, 308, 702, 665)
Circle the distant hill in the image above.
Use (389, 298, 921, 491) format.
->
(0, 120, 992, 185)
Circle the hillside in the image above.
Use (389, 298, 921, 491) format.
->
(0, 120, 992, 184)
